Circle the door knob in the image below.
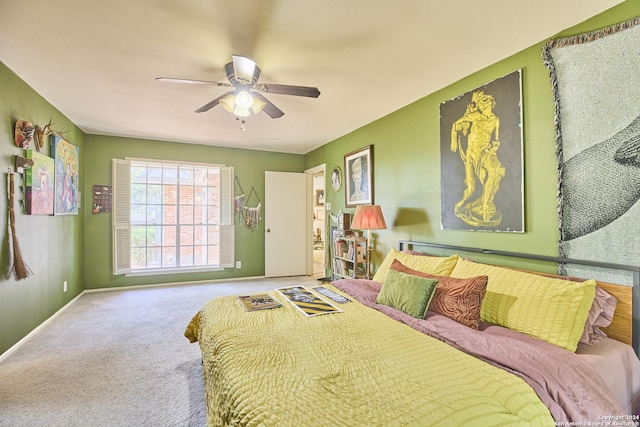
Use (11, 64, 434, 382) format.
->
(266, 228, 271, 233)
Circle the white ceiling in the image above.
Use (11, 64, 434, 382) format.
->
(0, 0, 624, 154)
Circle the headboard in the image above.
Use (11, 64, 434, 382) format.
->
(397, 240, 639, 356)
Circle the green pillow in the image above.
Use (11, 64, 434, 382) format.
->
(376, 269, 438, 318)
(451, 258, 596, 352)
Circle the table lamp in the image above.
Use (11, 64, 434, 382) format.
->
(350, 205, 387, 279)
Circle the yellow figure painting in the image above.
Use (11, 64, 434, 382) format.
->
(450, 90, 505, 227)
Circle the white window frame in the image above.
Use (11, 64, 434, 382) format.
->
(112, 158, 234, 276)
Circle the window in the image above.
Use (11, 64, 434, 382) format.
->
(112, 158, 234, 275)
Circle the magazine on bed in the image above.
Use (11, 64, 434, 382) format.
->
(276, 286, 342, 317)
(237, 294, 283, 312)
(312, 286, 351, 304)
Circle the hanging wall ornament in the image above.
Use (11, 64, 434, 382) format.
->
(32, 125, 44, 152)
(14, 120, 34, 149)
(242, 186, 262, 232)
(245, 202, 262, 232)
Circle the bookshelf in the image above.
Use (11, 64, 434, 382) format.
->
(332, 234, 367, 280)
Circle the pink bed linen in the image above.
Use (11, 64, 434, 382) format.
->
(577, 338, 640, 415)
(333, 278, 626, 422)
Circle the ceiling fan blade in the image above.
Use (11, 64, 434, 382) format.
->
(255, 83, 320, 98)
(232, 55, 260, 85)
(195, 91, 234, 113)
(253, 93, 284, 119)
(156, 77, 232, 87)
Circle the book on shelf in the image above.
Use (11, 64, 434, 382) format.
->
(334, 239, 347, 258)
(332, 258, 348, 275)
(237, 294, 283, 311)
(344, 241, 365, 263)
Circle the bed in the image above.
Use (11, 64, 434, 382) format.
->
(185, 241, 640, 426)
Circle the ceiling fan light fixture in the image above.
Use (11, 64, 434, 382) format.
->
(235, 90, 254, 109)
(233, 106, 251, 118)
(222, 90, 265, 117)
(157, 54, 319, 119)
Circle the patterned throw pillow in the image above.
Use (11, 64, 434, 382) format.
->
(390, 259, 488, 329)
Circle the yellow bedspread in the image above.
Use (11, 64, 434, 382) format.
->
(187, 286, 554, 426)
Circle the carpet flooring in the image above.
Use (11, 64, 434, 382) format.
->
(0, 276, 317, 427)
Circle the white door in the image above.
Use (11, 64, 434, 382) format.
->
(265, 171, 307, 277)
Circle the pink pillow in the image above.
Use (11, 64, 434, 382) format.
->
(580, 286, 616, 345)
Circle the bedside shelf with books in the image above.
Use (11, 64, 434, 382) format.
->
(332, 234, 367, 280)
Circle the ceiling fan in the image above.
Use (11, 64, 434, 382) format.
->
(156, 55, 320, 119)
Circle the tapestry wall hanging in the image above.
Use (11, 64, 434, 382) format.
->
(542, 17, 640, 284)
(50, 134, 79, 215)
(439, 69, 524, 232)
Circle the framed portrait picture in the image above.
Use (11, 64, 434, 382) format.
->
(315, 189, 325, 206)
(344, 145, 373, 207)
(330, 166, 342, 192)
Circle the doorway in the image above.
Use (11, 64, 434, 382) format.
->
(306, 164, 326, 278)
(264, 171, 307, 277)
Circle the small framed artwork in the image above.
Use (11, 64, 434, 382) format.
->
(92, 185, 113, 213)
(344, 145, 373, 207)
(315, 189, 325, 206)
(330, 166, 342, 192)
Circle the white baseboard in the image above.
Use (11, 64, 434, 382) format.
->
(83, 275, 267, 293)
(0, 290, 87, 364)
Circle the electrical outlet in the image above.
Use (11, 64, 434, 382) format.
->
(235, 261, 242, 269)
(63, 281, 68, 293)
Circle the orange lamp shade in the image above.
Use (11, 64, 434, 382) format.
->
(351, 205, 387, 231)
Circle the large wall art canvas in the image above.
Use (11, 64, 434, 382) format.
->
(542, 17, 640, 284)
(439, 70, 524, 232)
(50, 135, 80, 215)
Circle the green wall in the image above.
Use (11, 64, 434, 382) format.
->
(0, 63, 85, 355)
(305, 1, 640, 273)
(83, 135, 304, 289)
